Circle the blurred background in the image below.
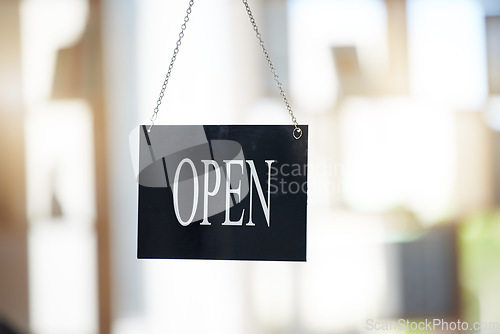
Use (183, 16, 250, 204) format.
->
(1, 0, 500, 333)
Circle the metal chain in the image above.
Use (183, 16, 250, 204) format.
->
(148, 0, 195, 132)
(149, 0, 302, 139)
(242, 0, 302, 139)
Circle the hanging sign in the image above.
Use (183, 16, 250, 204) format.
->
(133, 125, 308, 261)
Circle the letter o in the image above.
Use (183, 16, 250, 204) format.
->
(173, 158, 199, 226)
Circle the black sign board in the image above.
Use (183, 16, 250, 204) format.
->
(136, 125, 308, 261)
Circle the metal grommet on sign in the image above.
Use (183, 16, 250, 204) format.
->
(293, 127, 302, 140)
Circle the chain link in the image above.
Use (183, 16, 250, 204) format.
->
(148, 0, 302, 139)
(242, 0, 302, 139)
(148, 0, 195, 132)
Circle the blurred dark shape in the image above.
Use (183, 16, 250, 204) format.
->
(385, 0, 408, 94)
(51, 14, 101, 102)
(52, 32, 89, 100)
(386, 225, 459, 318)
(52, 4, 112, 333)
(458, 211, 500, 322)
(486, 16, 500, 95)
(50, 190, 63, 218)
(50, 169, 63, 218)
(332, 0, 410, 100)
(332, 46, 367, 98)
(0, 1, 30, 332)
(0, 317, 22, 334)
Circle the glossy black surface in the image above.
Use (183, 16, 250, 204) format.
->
(137, 125, 308, 261)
